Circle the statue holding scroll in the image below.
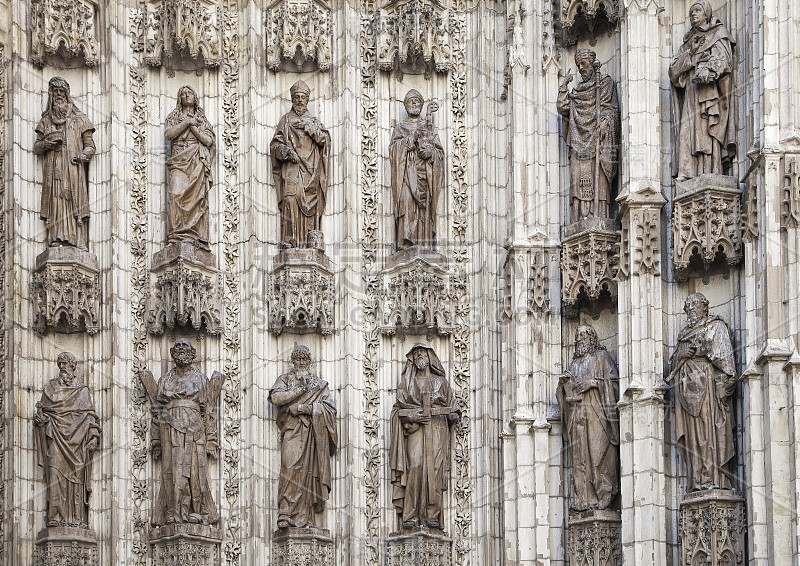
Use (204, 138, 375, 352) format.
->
(390, 344, 460, 530)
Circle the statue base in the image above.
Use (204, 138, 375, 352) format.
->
(679, 489, 745, 566)
(148, 242, 222, 335)
(34, 526, 99, 566)
(380, 246, 453, 337)
(150, 523, 222, 566)
(272, 527, 334, 566)
(268, 248, 334, 335)
(386, 529, 452, 566)
(567, 509, 621, 566)
(32, 246, 101, 335)
(672, 174, 743, 280)
(560, 218, 620, 318)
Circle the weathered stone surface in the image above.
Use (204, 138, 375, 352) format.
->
(272, 527, 334, 566)
(268, 248, 334, 335)
(567, 509, 621, 566)
(679, 489, 745, 566)
(558, 0, 620, 46)
(34, 527, 98, 566)
(31, 0, 99, 67)
(385, 530, 452, 566)
(378, 0, 452, 75)
(265, 0, 332, 71)
(150, 523, 222, 566)
(137, 0, 223, 68)
(560, 219, 620, 317)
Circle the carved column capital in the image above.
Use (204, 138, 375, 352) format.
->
(616, 187, 666, 279)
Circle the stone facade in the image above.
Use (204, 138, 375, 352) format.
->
(2, 1, 800, 565)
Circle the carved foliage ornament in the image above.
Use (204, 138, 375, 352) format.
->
(378, 0, 452, 74)
(148, 260, 223, 335)
(558, 0, 621, 46)
(782, 156, 800, 228)
(266, 0, 332, 71)
(386, 533, 452, 566)
(561, 229, 619, 316)
(32, 0, 99, 67)
(138, 0, 223, 68)
(152, 538, 217, 566)
(267, 264, 334, 336)
(381, 261, 453, 336)
(34, 540, 99, 566)
(272, 534, 334, 566)
(528, 250, 551, 314)
(679, 491, 745, 566)
(33, 263, 101, 335)
(567, 513, 622, 566)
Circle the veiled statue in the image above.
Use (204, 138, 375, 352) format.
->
(270, 80, 331, 249)
(557, 49, 619, 223)
(557, 324, 620, 511)
(165, 86, 216, 251)
(268, 346, 337, 529)
(668, 293, 737, 491)
(141, 338, 226, 525)
(389, 90, 445, 250)
(390, 344, 460, 530)
(34, 77, 96, 250)
(35, 352, 101, 528)
(669, 1, 736, 180)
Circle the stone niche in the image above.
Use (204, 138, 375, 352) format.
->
(32, 247, 101, 335)
(385, 530, 452, 566)
(265, 0, 332, 71)
(671, 174, 743, 281)
(151, 523, 221, 566)
(567, 509, 621, 566)
(34, 526, 98, 566)
(380, 246, 453, 337)
(679, 489, 745, 566)
(272, 527, 334, 566)
(148, 243, 222, 335)
(31, 0, 100, 67)
(267, 239, 335, 336)
(560, 218, 620, 318)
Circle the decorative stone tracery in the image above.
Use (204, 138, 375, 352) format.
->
(138, 0, 223, 68)
(267, 249, 334, 336)
(386, 531, 452, 566)
(265, 0, 332, 71)
(558, 0, 621, 46)
(781, 155, 800, 228)
(567, 510, 621, 566)
(560, 219, 620, 317)
(378, 0, 452, 75)
(34, 527, 99, 566)
(31, 0, 99, 67)
(150, 525, 221, 566)
(272, 528, 334, 566)
(679, 490, 745, 566)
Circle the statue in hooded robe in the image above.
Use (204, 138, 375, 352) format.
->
(34, 76, 96, 250)
(668, 293, 737, 491)
(669, 1, 736, 181)
(270, 80, 331, 249)
(390, 344, 460, 530)
(35, 352, 101, 528)
(268, 346, 337, 529)
(389, 90, 445, 250)
(557, 324, 620, 511)
(557, 49, 619, 223)
(165, 86, 216, 251)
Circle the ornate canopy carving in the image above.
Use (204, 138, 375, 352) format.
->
(378, 0, 452, 75)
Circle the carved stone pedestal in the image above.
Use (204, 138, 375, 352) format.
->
(567, 509, 621, 566)
(385, 529, 452, 566)
(268, 247, 334, 335)
(34, 526, 98, 566)
(150, 523, 221, 566)
(679, 489, 745, 566)
(32, 246, 101, 335)
(272, 527, 334, 566)
(380, 246, 453, 336)
(148, 242, 222, 335)
(560, 218, 620, 317)
(672, 174, 743, 280)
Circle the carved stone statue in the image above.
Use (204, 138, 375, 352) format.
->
(557, 324, 620, 511)
(268, 346, 337, 529)
(35, 352, 101, 528)
(668, 293, 737, 491)
(669, 1, 736, 181)
(141, 338, 226, 525)
(34, 77, 96, 250)
(270, 80, 331, 249)
(165, 86, 216, 250)
(557, 49, 619, 223)
(389, 90, 445, 250)
(390, 344, 459, 530)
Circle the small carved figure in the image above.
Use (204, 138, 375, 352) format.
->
(557, 49, 619, 223)
(165, 86, 216, 250)
(270, 80, 331, 249)
(668, 293, 737, 491)
(389, 90, 445, 250)
(268, 346, 337, 529)
(389, 344, 460, 530)
(669, 1, 736, 180)
(34, 77, 96, 250)
(140, 338, 226, 525)
(557, 324, 620, 511)
(35, 352, 101, 528)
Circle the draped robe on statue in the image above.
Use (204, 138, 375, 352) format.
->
(270, 110, 330, 248)
(669, 16, 736, 180)
(36, 379, 101, 527)
(557, 349, 620, 511)
(34, 107, 95, 249)
(389, 117, 445, 249)
(166, 109, 215, 250)
(670, 315, 737, 490)
(268, 374, 337, 528)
